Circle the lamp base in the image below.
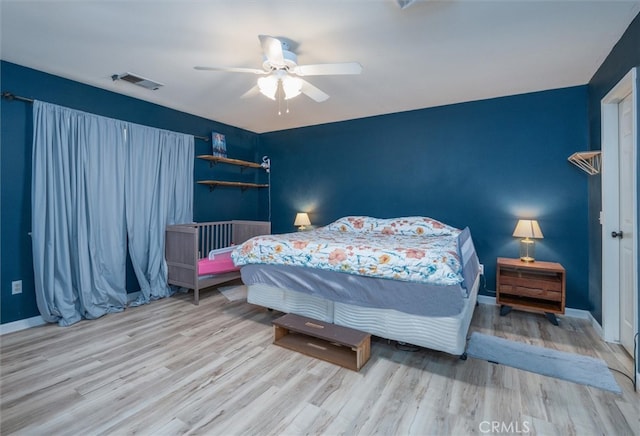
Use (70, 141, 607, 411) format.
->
(519, 238, 535, 262)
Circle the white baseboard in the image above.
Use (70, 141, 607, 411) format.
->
(1, 292, 142, 336)
(564, 306, 593, 320)
(1, 316, 47, 335)
(586, 312, 604, 337)
(477, 295, 497, 306)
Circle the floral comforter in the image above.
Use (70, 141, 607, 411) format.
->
(232, 216, 464, 286)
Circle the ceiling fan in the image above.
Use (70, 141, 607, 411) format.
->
(195, 35, 362, 103)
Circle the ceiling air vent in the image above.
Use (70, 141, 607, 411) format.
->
(395, 0, 416, 9)
(112, 72, 164, 90)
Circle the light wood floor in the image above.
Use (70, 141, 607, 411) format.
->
(1, 287, 638, 436)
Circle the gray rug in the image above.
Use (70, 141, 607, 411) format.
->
(466, 332, 621, 394)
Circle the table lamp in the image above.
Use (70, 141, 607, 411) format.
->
(294, 212, 311, 231)
(512, 219, 543, 262)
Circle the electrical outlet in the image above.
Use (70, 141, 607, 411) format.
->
(12, 280, 22, 295)
(479, 264, 484, 275)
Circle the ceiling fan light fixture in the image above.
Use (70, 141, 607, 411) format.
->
(257, 76, 278, 100)
(282, 76, 302, 100)
(262, 49, 298, 71)
(196, 35, 362, 104)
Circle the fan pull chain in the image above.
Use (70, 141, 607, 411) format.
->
(277, 82, 292, 115)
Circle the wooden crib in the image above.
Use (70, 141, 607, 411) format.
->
(165, 220, 271, 304)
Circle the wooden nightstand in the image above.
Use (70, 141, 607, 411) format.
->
(496, 257, 566, 325)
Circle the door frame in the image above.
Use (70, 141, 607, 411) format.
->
(601, 67, 638, 353)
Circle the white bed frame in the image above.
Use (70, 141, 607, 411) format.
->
(247, 273, 480, 357)
(165, 220, 270, 304)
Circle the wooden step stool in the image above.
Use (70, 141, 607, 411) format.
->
(273, 313, 371, 371)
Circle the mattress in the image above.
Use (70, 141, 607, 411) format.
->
(241, 264, 466, 317)
(233, 216, 468, 287)
(240, 225, 480, 318)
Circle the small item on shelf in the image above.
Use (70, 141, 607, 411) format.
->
(211, 132, 227, 157)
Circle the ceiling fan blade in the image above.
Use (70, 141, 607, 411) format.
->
(300, 79, 329, 102)
(240, 85, 260, 99)
(258, 34, 285, 67)
(293, 62, 362, 76)
(194, 66, 266, 74)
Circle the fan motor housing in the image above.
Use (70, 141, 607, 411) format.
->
(263, 49, 298, 71)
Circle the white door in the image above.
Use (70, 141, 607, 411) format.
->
(618, 93, 636, 356)
(601, 68, 638, 364)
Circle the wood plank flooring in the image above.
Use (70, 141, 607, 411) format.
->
(1, 288, 638, 435)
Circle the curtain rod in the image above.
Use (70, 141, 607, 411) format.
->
(2, 91, 210, 142)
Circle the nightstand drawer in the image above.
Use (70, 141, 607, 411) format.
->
(498, 284, 562, 302)
(499, 270, 562, 297)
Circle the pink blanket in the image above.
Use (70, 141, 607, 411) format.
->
(197, 251, 239, 276)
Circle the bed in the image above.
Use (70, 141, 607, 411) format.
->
(233, 216, 481, 357)
(165, 220, 271, 304)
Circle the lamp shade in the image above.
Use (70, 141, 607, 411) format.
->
(294, 212, 311, 228)
(512, 220, 544, 239)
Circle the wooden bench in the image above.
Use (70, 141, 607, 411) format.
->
(273, 313, 371, 371)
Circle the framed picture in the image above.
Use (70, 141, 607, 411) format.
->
(211, 132, 227, 157)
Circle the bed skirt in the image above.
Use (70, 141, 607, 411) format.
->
(247, 273, 480, 356)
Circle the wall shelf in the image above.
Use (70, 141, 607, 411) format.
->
(197, 154, 269, 191)
(197, 155, 262, 170)
(197, 180, 269, 191)
(568, 151, 601, 175)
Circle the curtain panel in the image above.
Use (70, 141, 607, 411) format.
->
(32, 101, 193, 326)
(126, 125, 194, 305)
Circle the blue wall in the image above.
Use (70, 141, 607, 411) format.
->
(260, 87, 591, 308)
(587, 12, 640, 325)
(0, 62, 601, 324)
(1, 61, 265, 324)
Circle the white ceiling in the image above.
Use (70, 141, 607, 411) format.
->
(2, 1, 639, 134)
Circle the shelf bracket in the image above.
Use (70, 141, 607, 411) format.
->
(568, 151, 601, 175)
